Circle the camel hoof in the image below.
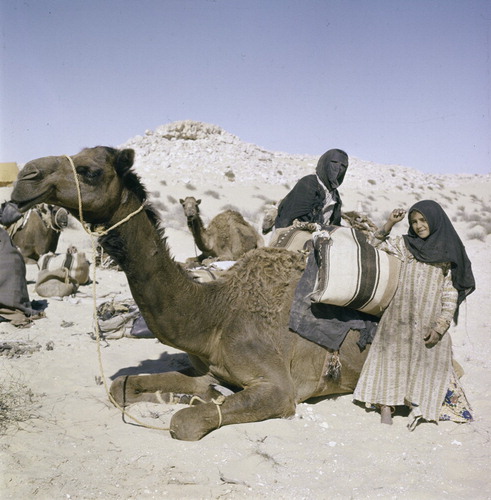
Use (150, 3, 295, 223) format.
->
(169, 406, 213, 441)
(380, 405, 393, 425)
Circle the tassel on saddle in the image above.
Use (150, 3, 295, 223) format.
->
(324, 350, 342, 380)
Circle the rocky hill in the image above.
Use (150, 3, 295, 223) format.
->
(120, 120, 486, 192)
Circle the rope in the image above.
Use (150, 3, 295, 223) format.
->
(65, 154, 168, 431)
(189, 395, 225, 428)
(66, 154, 226, 434)
(64, 155, 145, 237)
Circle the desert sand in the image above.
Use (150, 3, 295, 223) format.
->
(1, 122, 490, 499)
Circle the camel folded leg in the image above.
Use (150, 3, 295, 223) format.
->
(109, 371, 222, 407)
(169, 380, 296, 441)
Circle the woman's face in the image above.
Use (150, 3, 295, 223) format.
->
(409, 210, 430, 239)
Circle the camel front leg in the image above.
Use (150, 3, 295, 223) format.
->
(169, 380, 296, 441)
(109, 371, 221, 407)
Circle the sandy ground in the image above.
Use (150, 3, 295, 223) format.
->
(1, 170, 490, 500)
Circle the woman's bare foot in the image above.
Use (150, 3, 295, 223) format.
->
(380, 405, 393, 425)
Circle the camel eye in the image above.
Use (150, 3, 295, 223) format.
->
(76, 166, 103, 184)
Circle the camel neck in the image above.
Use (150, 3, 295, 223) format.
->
(100, 197, 212, 353)
(188, 215, 212, 253)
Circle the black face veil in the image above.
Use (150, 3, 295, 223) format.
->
(315, 149, 349, 191)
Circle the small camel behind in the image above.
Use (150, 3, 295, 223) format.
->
(180, 196, 263, 262)
(6, 204, 68, 263)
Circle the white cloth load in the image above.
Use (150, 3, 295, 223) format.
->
(38, 247, 91, 286)
(310, 227, 401, 317)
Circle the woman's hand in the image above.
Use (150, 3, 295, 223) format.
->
(382, 208, 406, 234)
(388, 208, 406, 224)
(424, 329, 441, 347)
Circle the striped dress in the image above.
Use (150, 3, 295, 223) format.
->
(353, 231, 472, 427)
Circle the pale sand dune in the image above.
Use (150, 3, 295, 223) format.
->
(1, 136, 490, 499)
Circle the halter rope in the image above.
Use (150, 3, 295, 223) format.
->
(65, 154, 169, 431)
(66, 154, 224, 433)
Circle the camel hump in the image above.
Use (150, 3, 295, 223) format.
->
(215, 210, 248, 225)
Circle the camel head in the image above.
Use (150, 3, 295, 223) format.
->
(11, 147, 140, 225)
(261, 201, 279, 234)
(180, 196, 202, 223)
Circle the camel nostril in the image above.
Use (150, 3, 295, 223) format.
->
(19, 167, 41, 180)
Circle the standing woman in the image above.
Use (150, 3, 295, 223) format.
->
(353, 200, 475, 429)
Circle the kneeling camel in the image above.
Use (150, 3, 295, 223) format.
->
(11, 146, 369, 441)
(180, 196, 263, 262)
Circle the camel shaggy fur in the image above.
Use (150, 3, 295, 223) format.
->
(11, 147, 369, 441)
(261, 201, 279, 235)
(180, 196, 263, 262)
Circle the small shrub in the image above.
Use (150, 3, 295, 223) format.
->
(0, 372, 41, 433)
(185, 183, 197, 191)
(224, 170, 235, 182)
(204, 190, 220, 199)
(467, 228, 486, 241)
(153, 200, 167, 211)
(368, 179, 377, 185)
(221, 203, 241, 212)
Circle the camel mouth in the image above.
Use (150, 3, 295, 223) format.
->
(11, 192, 51, 213)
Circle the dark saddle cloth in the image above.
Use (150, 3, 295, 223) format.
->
(289, 252, 378, 351)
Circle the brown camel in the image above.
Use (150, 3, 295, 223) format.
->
(6, 204, 68, 263)
(261, 201, 279, 235)
(11, 147, 369, 441)
(180, 196, 263, 262)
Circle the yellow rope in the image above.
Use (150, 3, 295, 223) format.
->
(65, 154, 169, 432)
(189, 395, 225, 428)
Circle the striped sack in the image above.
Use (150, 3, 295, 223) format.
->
(310, 227, 401, 317)
(38, 249, 90, 285)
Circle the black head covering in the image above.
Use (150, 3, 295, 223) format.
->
(403, 200, 475, 317)
(315, 149, 348, 191)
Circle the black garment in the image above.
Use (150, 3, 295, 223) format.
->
(0, 227, 37, 315)
(403, 200, 475, 318)
(275, 149, 348, 229)
(0, 201, 23, 226)
(275, 174, 342, 228)
(0, 202, 46, 319)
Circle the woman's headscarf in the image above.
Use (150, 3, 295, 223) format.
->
(315, 149, 349, 191)
(403, 200, 475, 318)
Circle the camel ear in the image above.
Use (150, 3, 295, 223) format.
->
(115, 149, 135, 175)
(179, 198, 184, 205)
(197, 199, 202, 205)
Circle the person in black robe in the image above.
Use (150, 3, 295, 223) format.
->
(0, 202, 46, 326)
(275, 148, 348, 228)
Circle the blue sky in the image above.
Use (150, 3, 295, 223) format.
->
(1, 0, 490, 174)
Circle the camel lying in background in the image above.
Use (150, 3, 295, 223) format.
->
(11, 147, 369, 441)
(261, 201, 279, 235)
(180, 196, 263, 263)
(6, 204, 68, 263)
